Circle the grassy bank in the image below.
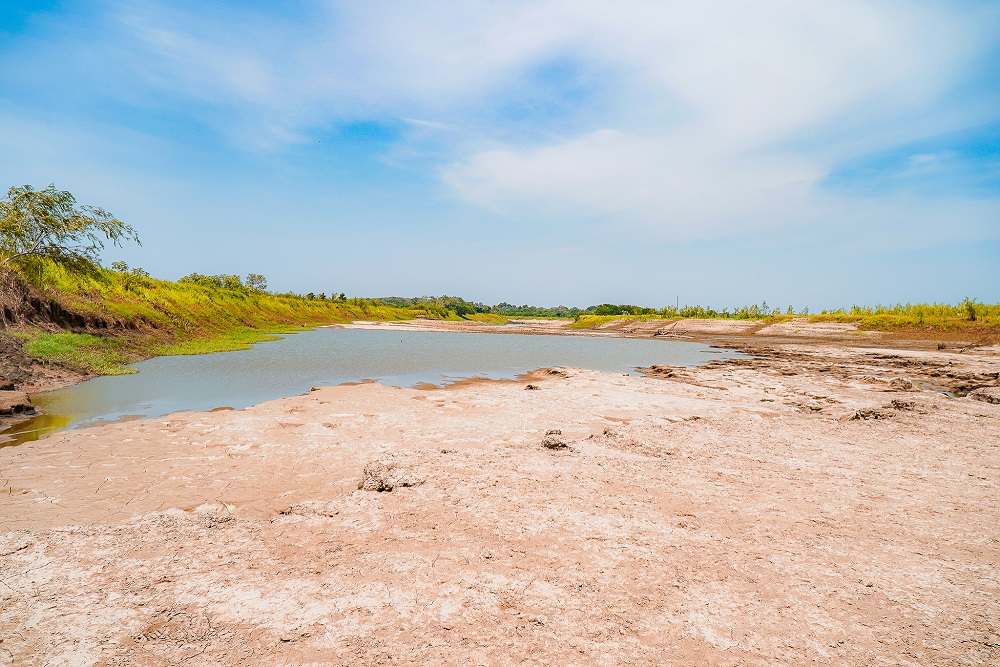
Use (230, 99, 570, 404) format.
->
(5, 260, 431, 375)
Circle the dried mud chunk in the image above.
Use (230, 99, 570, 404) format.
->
(888, 399, 915, 411)
(358, 462, 394, 492)
(0, 390, 33, 415)
(967, 387, 1000, 405)
(888, 378, 914, 390)
(357, 461, 423, 491)
(542, 429, 570, 449)
(638, 364, 679, 378)
(848, 407, 892, 421)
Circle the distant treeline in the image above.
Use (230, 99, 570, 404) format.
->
(574, 299, 999, 329)
(379, 296, 998, 328)
(378, 296, 583, 319)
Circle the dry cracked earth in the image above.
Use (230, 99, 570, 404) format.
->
(1, 342, 999, 666)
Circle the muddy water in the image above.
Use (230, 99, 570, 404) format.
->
(1, 327, 743, 446)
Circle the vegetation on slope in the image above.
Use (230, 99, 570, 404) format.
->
(3, 258, 429, 375)
(571, 300, 1000, 332)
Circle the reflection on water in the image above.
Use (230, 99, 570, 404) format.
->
(1, 411, 76, 447)
(1, 327, 745, 447)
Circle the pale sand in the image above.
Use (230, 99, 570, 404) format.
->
(1, 336, 998, 665)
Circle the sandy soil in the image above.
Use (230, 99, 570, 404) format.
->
(1, 330, 999, 666)
(342, 317, 1000, 352)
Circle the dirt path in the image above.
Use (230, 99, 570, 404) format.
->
(1, 338, 998, 666)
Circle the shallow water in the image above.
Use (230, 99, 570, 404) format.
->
(1, 327, 744, 446)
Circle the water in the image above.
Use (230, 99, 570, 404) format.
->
(1, 327, 744, 446)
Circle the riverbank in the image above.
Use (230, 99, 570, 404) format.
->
(4, 315, 998, 441)
(2, 329, 998, 665)
(341, 315, 1000, 355)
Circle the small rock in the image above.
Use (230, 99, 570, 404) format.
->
(888, 399, 915, 411)
(888, 378, 914, 390)
(525, 384, 539, 390)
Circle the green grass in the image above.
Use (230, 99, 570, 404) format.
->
(15, 331, 137, 375)
(7, 258, 431, 374)
(808, 301, 1000, 329)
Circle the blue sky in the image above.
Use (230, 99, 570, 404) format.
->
(0, 0, 997, 308)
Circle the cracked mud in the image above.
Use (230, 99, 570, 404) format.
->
(1, 341, 998, 666)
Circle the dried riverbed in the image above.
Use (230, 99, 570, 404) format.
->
(1, 324, 999, 665)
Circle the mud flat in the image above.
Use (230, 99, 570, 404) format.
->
(1, 335, 999, 665)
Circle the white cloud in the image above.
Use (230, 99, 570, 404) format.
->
(89, 1, 1000, 233)
(443, 129, 822, 239)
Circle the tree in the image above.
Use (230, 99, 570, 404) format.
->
(110, 260, 150, 291)
(0, 184, 139, 271)
(245, 273, 267, 291)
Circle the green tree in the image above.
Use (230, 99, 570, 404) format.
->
(0, 184, 139, 271)
(110, 260, 150, 291)
(245, 273, 267, 291)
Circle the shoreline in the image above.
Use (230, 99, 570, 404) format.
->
(3, 316, 996, 437)
(2, 326, 998, 664)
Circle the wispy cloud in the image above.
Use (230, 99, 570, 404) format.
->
(98, 0, 1000, 237)
(0, 0, 996, 303)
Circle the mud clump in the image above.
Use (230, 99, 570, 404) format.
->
(358, 462, 395, 492)
(849, 407, 892, 421)
(541, 429, 570, 450)
(0, 391, 33, 416)
(966, 388, 1000, 405)
(888, 378, 914, 390)
(638, 364, 681, 378)
(357, 461, 423, 492)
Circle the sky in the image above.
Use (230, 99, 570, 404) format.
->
(0, 0, 997, 309)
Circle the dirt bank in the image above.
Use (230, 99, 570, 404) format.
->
(341, 317, 1000, 352)
(1, 338, 998, 665)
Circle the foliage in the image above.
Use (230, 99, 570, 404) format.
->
(571, 300, 1000, 330)
(9, 258, 426, 374)
(809, 301, 1000, 329)
(110, 261, 151, 292)
(0, 184, 139, 271)
(179, 272, 247, 290)
(245, 273, 267, 291)
(380, 296, 581, 319)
